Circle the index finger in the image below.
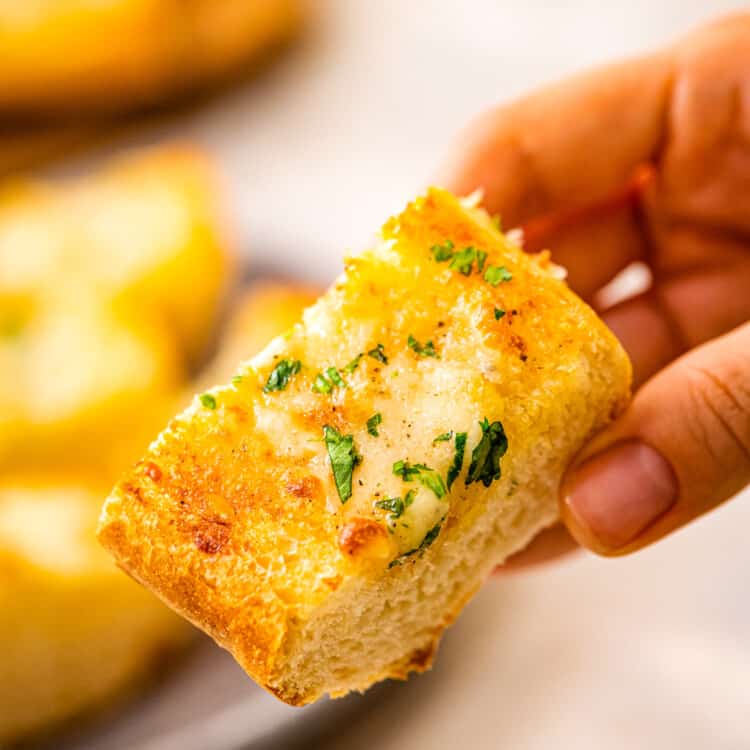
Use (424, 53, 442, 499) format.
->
(436, 48, 672, 299)
(439, 53, 671, 224)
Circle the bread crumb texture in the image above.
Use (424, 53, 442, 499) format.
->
(99, 188, 631, 704)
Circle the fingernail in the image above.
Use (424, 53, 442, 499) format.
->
(562, 440, 678, 551)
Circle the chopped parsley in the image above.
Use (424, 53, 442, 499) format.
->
(367, 343, 388, 364)
(263, 359, 301, 393)
(420, 521, 443, 549)
(231, 374, 244, 386)
(433, 431, 453, 443)
(465, 418, 508, 487)
(374, 489, 415, 520)
(494, 307, 506, 320)
(388, 520, 444, 568)
(312, 373, 333, 394)
(432, 240, 487, 275)
(407, 335, 438, 358)
(323, 425, 362, 504)
(392, 459, 420, 481)
(484, 265, 513, 286)
(447, 432, 468, 489)
(367, 412, 382, 437)
(431, 240, 455, 262)
(312, 366, 346, 393)
(343, 353, 363, 374)
(449, 246, 479, 275)
(326, 366, 346, 388)
(393, 459, 447, 499)
(199, 393, 217, 410)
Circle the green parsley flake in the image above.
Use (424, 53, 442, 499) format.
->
(407, 335, 438, 358)
(312, 373, 333, 394)
(323, 425, 362, 504)
(392, 459, 447, 499)
(367, 412, 382, 437)
(433, 431, 453, 443)
(374, 489, 415, 520)
(484, 265, 513, 286)
(343, 353, 363, 374)
(312, 366, 346, 394)
(448, 246, 478, 275)
(326, 366, 346, 388)
(231, 374, 244, 386)
(431, 240, 455, 262)
(447, 431, 468, 489)
(199, 393, 217, 410)
(388, 520, 444, 568)
(367, 343, 388, 364)
(263, 358, 301, 393)
(431, 241, 489, 276)
(375, 496, 404, 517)
(494, 307, 506, 320)
(466, 418, 508, 488)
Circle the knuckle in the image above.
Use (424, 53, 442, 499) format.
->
(683, 364, 750, 468)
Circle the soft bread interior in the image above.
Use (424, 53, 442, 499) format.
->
(263, 337, 621, 702)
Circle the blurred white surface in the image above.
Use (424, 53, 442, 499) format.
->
(61, 1, 750, 748)
(75, 0, 750, 278)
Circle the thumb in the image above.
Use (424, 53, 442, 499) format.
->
(560, 321, 750, 556)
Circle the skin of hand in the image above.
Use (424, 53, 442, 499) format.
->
(438, 14, 750, 566)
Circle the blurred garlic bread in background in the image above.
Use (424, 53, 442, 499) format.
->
(0, 125, 95, 178)
(0, 479, 193, 744)
(0, 145, 235, 743)
(0, 146, 233, 472)
(0, 0, 305, 117)
(205, 280, 319, 384)
(99, 188, 631, 705)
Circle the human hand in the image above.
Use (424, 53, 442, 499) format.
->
(438, 15, 750, 563)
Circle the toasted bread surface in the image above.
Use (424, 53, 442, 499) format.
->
(99, 189, 631, 704)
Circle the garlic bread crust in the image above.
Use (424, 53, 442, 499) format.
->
(99, 189, 631, 704)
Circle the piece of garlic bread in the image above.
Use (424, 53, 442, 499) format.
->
(0, 479, 192, 743)
(204, 280, 319, 384)
(99, 188, 631, 705)
(0, 146, 233, 472)
(0, 0, 304, 116)
(0, 146, 234, 363)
